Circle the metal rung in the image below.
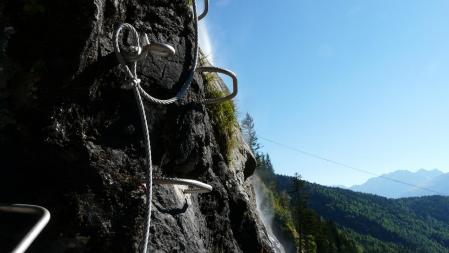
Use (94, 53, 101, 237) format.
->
(0, 204, 50, 253)
(154, 177, 213, 194)
(197, 66, 238, 104)
(198, 0, 209, 20)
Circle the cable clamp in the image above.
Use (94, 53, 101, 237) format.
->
(121, 78, 141, 90)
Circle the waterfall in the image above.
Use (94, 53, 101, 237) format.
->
(253, 176, 287, 253)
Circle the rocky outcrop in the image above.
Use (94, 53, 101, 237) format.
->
(0, 0, 274, 252)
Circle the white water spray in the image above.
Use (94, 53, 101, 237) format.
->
(253, 175, 287, 253)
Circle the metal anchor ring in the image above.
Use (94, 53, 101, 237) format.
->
(114, 23, 176, 63)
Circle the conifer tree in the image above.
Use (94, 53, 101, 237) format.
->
(241, 113, 260, 153)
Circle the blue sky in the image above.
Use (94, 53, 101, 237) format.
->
(198, 0, 449, 186)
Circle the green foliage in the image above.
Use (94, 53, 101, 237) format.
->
(23, 0, 46, 16)
(256, 154, 276, 188)
(288, 176, 361, 253)
(245, 113, 362, 253)
(204, 77, 238, 161)
(257, 163, 362, 253)
(241, 113, 260, 153)
(243, 112, 449, 253)
(273, 190, 299, 239)
(256, 175, 299, 248)
(277, 175, 449, 253)
(199, 51, 212, 66)
(203, 72, 218, 84)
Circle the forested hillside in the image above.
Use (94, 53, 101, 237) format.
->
(277, 175, 449, 253)
(243, 113, 449, 253)
(255, 158, 361, 253)
(242, 114, 361, 253)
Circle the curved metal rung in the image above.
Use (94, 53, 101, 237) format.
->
(198, 0, 209, 20)
(0, 204, 51, 253)
(114, 23, 176, 63)
(154, 177, 213, 194)
(196, 66, 238, 104)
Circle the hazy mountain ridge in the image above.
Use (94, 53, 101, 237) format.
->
(350, 169, 449, 198)
(403, 173, 449, 197)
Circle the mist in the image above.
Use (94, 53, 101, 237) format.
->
(252, 175, 288, 253)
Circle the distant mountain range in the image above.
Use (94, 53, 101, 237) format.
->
(350, 169, 449, 198)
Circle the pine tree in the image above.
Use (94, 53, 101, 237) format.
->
(291, 173, 307, 252)
(241, 113, 260, 153)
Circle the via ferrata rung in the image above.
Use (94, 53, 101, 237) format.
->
(113, 0, 240, 252)
(196, 66, 238, 104)
(0, 204, 50, 253)
(114, 22, 239, 105)
(198, 0, 209, 20)
(154, 177, 213, 194)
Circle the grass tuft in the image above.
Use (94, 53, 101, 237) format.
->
(203, 75, 238, 161)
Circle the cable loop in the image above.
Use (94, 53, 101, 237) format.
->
(114, 23, 141, 66)
(112, 1, 235, 252)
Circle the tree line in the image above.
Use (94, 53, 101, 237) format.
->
(241, 113, 361, 253)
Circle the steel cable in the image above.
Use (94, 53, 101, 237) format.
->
(113, 1, 218, 252)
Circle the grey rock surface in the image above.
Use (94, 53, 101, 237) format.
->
(0, 0, 274, 252)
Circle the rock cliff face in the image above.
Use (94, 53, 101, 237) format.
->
(0, 0, 274, 252)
